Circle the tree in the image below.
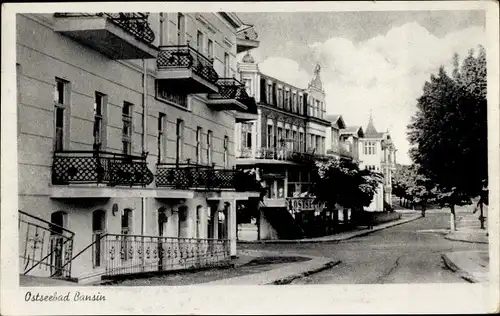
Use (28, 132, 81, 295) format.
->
(404, 165, 436, 217)
(311, 157, 383, 218)
(407, 46, 487, 230)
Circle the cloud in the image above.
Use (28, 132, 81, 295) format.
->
(257, 57, 312, 88)
(257, 22, 485, 164)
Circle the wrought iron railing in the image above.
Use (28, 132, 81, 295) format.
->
(95, 234, 230, 277)
(52, 150, 154, 187)
(54, 13, 155, 44)
(210, 78, 258, 114)
(237, 25, 259, 41)
(156, 164, 261, 191)
(19, 210, 75, 279)
(157, 45, 219, 84)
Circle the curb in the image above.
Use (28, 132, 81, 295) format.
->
(239, 215, 422, 244)
(444, 235, 489, 244)
(441, 253, 478, 283)
(269, 260, 341, 285)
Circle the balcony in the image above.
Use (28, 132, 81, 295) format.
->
(156, 164, 261, 192)
(52, 150, 154, 187)
(207, 78, 258, 116)
(53, 13, 157, 59)
(156, 45, 219, 94)
(237, 25, 259, 53)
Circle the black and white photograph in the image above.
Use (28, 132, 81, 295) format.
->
(1, 1, 499, 314)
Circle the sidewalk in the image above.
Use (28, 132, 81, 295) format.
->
(444, 210, 489, 244)
(20, 274, 79, 287)
(442, 251, 489, 283)
(200, 250, 340, 285)
(238, 213, 422, 244)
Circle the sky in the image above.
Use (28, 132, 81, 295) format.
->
(236, 11, 486, 165)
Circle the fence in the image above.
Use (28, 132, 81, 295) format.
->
(92, 234, 230, 277)
(19, 211, 75, 279)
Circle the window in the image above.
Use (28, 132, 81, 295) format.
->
(277, 127, 284, 147)
(197, 31, 204, 53)
(299, 131, 304, 152)
(122, 102, 133, 155)
(266, 83, 273, 105)
(159, 13, 166, 46)
(176, 119, 184, 164)
(277, 87, 283, 108)
(93, 92, 106, 149)
(244, 78, 252, 96)
(177, 13, 185, 45)
(207, 130, 213, 166)
(224, 53, 230, 77)
(54, 78, 69, 151)
(267, 124, 274, 148)
(364, 141, 376, 155)
(284, 90, 289, 111)
(315, 100, 320, 118)
(292, 92, 297, 112)
(298, 95, 303, 114)
(223, 135, 229, 167)
(285, 129, 291, 150)
(158, 113, 166, 162)
(196, 127, 202, 164)
(207, 39, 213, 59)
(156, 83, 188, 108)
(292, 130, 298, 151)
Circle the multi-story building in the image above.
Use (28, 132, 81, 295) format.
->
(358, 114, 397, 211)
(17, 12, 261, 283)
(235, 54, 331, 240)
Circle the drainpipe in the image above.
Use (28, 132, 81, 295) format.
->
(141, 59, 148, 237)
(141, 59, 147, 271)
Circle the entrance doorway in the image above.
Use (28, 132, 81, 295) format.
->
(92, 210, 106, 268)
(50, 211, 67, 276)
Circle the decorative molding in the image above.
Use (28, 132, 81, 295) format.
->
(223, 37, 233, 48)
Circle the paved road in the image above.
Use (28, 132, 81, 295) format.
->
(239, 211, 487, 284)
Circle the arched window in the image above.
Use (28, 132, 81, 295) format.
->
(178, 205, 188, 238)
(196, 205, 203, 238)
(158, 207, 167, 237)
(50, 211, 68, 235)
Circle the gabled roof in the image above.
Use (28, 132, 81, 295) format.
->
(340, 126, 364, 138)
(326, 114, 346, 129)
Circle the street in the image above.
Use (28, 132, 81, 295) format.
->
(239, 211, 488, 284)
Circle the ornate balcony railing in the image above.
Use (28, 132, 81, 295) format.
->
(96, 234, 230, 277)
(54, 13, 155, 44)
(19, 210, 75, 279)
(156, 164, 260, 191)
(52, 150, 154, 187)
(211, 78, 258, 114)
(157, 45, 219, 84)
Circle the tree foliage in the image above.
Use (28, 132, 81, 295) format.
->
(311, 158, 383, 211)
(407, 46, 487, 211)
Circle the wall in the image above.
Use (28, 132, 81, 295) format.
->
(258, 210, 279, 240)
(17, 13, 245, 279)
